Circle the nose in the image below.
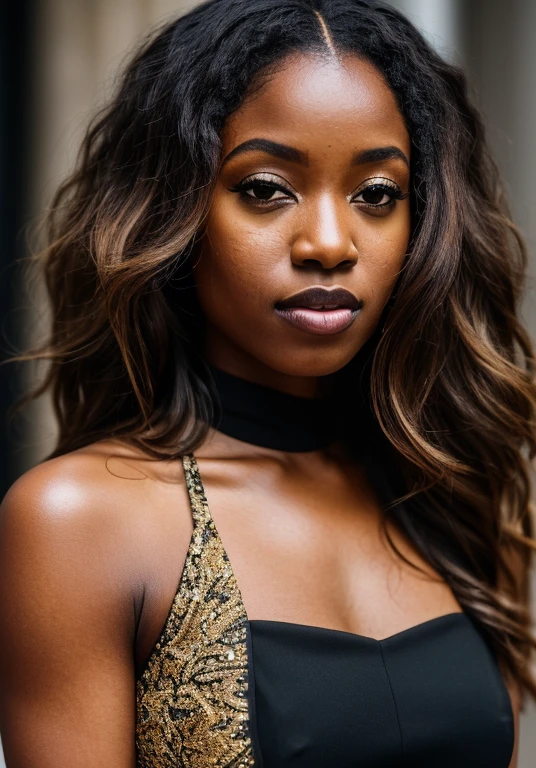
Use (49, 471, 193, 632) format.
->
(290, 195, 358, 270)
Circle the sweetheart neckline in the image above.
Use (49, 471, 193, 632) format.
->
(247, 611, 470, 644)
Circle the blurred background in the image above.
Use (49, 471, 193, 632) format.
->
(1, 0, 535, 764)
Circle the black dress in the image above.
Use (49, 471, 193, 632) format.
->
(135, 368, 515, 767)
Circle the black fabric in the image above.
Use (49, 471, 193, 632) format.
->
(207, 364, 337, 451)
(247, 615, 515, 767)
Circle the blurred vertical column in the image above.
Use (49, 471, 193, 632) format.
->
(0, 1, 35, 501)
(389, 0, 463, 60)
(463, 0, 536, 331)
(0, 14, 32, 765)
(22, 0, 153, 471)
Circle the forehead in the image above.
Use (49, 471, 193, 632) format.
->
(222, 52, 410, 161)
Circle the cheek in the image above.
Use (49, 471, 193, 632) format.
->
(359, 210, 410, 306)
(194, 202, 283, 317)
(199, 200, 269, 278)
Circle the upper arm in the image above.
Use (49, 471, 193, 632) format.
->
(0, 460, 137, 768)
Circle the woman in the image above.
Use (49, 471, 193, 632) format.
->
(0, 0, 534, 765)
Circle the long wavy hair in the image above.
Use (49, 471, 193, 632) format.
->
(11, 0, 536, 701)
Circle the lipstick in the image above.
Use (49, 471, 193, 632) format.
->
(274, 286, 363, 336)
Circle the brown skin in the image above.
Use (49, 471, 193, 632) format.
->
(0, 53, 519, 767)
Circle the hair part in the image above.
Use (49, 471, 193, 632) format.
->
(9, 0, 536, 702)
(313, 9, 337, 54)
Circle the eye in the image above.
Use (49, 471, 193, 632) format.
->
(230, 173, 295, 207)
(352, 177, 408, 212)
(357, 186, 394, 206)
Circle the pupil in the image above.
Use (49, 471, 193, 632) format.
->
(255, 184, 275, 200)
(362, 186, 387, 205)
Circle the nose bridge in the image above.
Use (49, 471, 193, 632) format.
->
(293, 191, 356, 268)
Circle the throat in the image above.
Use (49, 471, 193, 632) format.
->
(207, 364, 337, 452)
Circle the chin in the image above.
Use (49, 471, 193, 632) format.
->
(260, 343, 364, 379)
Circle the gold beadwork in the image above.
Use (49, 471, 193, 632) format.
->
(136, 454, 255, 767)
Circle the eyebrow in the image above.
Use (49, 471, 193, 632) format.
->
(221, 138, 409, 169)
(353, 146, 409, 168)
(221, 138, 308, 167)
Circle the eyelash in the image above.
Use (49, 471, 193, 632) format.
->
(229, 174, 409, 211)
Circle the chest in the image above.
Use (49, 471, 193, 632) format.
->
(137, 454, 461, 663)
(195, 456, 461, 633)
(134, 454, 515, 768)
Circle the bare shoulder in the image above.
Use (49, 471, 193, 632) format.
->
(2, 437, 186, 525)
(0, 439, 191, 596)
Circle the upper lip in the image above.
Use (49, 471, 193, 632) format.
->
(275, 286, 362, 311)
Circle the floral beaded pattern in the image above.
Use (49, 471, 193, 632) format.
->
(136, 454, 255, 768)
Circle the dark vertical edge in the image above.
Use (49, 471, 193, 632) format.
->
(0, 0, 36, 498)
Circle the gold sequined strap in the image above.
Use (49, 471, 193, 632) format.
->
(136, 451, 255, 767)
(182, 453, 212, 527)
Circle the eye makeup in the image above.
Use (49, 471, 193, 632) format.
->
(229, 173, 408, 214)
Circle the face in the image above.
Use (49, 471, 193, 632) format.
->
(194, 53, 411, 395)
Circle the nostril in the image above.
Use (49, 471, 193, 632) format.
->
(301, 258, 355, 269)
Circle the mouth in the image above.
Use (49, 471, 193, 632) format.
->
(274, 286, 363, 336)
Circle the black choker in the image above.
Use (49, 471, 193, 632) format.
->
(207, 365, 337, 452)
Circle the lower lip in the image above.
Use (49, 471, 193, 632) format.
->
(274, 307, 360, 335)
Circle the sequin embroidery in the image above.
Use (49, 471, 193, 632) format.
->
(136, 454, 255, 768)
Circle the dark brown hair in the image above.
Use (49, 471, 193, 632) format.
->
(11, 0, 536, 702)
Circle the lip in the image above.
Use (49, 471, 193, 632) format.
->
(275, 286, 362, 311)
(274, 286, 363, 336)
(275, 306, 360, 335)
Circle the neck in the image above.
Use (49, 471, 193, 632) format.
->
(203, 330, 334, 399)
